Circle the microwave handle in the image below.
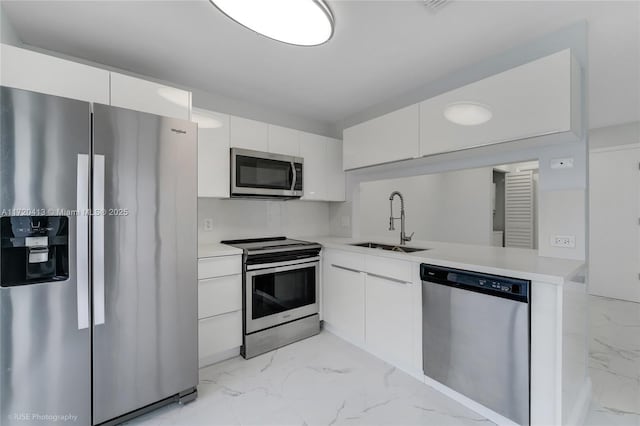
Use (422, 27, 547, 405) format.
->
(290, 161, 297, 191)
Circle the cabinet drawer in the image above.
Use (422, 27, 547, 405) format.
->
(198, 274, 242, 319)
(365, 255, 413, 283)
(324, 249, 365, 272)
(198, 255, 242, 279)
(198, 311, 242, 361)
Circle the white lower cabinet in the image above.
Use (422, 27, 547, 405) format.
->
(322, 249, 422, 373)
(365, 274, 415, 369)
(323, 261, 365, 344)
(197, 254, 243, 367)
(198, 311, 242, 366)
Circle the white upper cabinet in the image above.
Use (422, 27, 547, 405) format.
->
(299, 132, 327, 200)
(325, 137, 346, 201)
(229, 116, 269, 151)
(419, 49, 582, 157)
(110, 72, 191, 120)
(268, 125, 300, 156)
(342, 104, 420, 170)
(299, 133, 346, 202)
(193, 108, 230, 198)
(0, 43, 110, 103)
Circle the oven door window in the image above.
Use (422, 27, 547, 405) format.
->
(236, 155, 293, 190)
(252, 265, 316, 320)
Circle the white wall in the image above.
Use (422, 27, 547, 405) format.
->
(358, 168, 493, 246)
(198, 198, 331, 245)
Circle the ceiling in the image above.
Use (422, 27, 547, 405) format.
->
(2, 0, 639, 129)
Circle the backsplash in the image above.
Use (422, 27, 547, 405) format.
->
(198, 198, 332, 244)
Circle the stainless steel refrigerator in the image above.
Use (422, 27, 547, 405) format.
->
(0, 86, 198, 426)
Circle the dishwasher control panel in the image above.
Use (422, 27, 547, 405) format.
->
(421, 264, 529, 302)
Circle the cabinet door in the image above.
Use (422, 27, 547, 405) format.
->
(325, 138, 346, 201)
(268, 125, 300, 156)
(110, 73, 190, 119)
(419, 49, 581, 157)
(229, 116, 268, 151)
(365, 274, 415, 368)
(193, 108, 230, 198)
(0, 43, 110, 103)
(299, 132, 327, 200)
(323, 263, 365, 344)
(343, 104, 420, 170)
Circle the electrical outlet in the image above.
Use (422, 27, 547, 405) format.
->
(550, 158, 574, 170)
(203, 218, 214, 232)
(551, 235, 575, 248)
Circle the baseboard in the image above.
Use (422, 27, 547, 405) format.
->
(566, 377, 592, 426)
(198, 346, 241, 369)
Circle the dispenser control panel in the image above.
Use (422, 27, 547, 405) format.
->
(0, 216, 69, 287)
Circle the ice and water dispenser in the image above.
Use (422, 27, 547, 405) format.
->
(0, 216, 69, 287)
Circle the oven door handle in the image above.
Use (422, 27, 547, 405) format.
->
(246, 257, 320, 273)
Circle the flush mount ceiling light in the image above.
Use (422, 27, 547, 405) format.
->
(210, 0, 334, 46)
(443, 102, 493, 126)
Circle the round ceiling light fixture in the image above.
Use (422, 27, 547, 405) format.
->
(443, 102, 493, 126)
(209, 0, 335, 46)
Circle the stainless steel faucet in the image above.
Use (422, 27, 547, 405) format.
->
(388, 191, 414, 245)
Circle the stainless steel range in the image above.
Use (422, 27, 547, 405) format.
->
(221, 237, 321, 359)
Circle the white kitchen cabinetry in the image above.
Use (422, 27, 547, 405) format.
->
(197, 253, 243, 367)
(110, 72, 191, 120)
(420, 49, 582, 157)
(300, 133, 346, 201)
(323, 251, 366, 344)
(268, 125, 300, 156)
(322, 249, 420, 371)
(193, 108, 231, 198)
(325, 138, 346, 201)
(300, 132, 327, 200)
(342, 104, 420, 170)
(229, 116, 269, 151)
(0, 43, 110, 103)
(365, 274, 415, 368)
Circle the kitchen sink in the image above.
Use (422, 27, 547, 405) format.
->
(350, 242, 429, 253)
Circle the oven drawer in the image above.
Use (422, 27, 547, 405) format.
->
(198, 311, 242, 362)
(198, 255, 242, 279)
(198, 274, 242, 319)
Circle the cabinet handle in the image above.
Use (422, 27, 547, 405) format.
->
(331, 264, 362, 274)
(76, 154, 90, 330)
(366, 272, 410, 285)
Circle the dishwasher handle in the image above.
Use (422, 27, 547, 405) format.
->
(420, 264, 529, 303)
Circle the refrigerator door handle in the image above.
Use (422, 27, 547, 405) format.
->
(93, 154, 106, 326)
(77, 154, 90, 330)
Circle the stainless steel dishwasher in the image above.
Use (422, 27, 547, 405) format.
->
(421, 264, 530, 425)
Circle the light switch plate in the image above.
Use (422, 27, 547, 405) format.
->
(551, 235, 575, 248)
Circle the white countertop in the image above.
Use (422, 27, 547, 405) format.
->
(198, 243, 243, 258)
(302, 236, 585, 285)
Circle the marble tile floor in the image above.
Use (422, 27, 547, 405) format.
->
(127, 295, 638, 426)
(585, 295, 639, 426)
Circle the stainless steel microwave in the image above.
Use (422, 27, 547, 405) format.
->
(231, 148, 303, 199)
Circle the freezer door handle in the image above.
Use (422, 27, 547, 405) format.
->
(76, 154, 90, 330)
(93, 154, 106, 326)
